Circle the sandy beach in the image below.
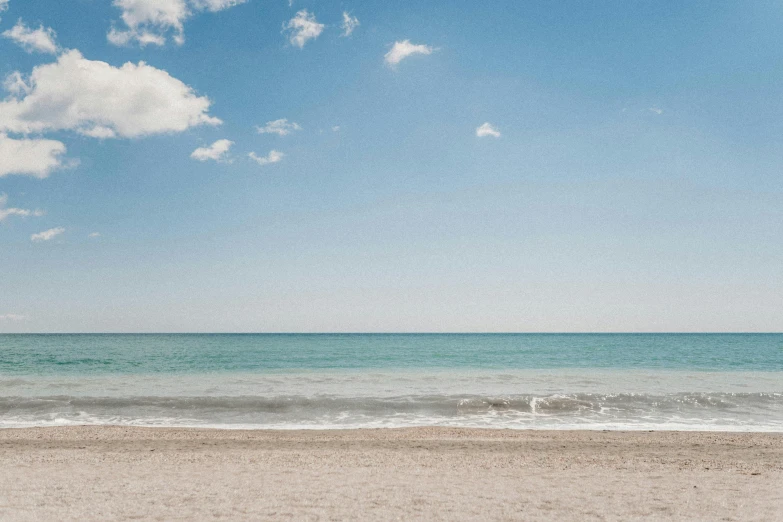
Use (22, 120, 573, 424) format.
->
(0, 427, 780, 520)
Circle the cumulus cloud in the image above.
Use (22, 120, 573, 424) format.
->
(2, 19, 58, 54)
(283, 10, 324, 49)
(108, 0, 246, 47)
(0, 193, 44, 222)
(476, 122, 501, 138)
(31, 226, 65, 242)
(384, 40, 435, 67)
(341, 12, 359, 37)
(0, 50, 221, 139)
(191, 138, 233, 162)
(0, 0, 7, 20)
(0, 134, 68, 178)
(256, 118, 301, 136)
(0, 314, 26, 322)
(248, 150, 284, 166)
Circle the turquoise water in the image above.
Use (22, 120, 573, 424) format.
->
(1, 334, 782, 430)
(2, 333, 782, 374)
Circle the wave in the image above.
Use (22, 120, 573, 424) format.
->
(2, 392, 782, 431)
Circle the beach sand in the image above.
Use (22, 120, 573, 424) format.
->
(0, 427, 781, 521)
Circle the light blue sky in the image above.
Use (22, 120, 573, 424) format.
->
(1, 0, 781, 332)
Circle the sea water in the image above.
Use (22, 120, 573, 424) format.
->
(1, 333, 782, 430)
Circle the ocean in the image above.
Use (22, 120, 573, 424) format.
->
(1, 333, 782, 431)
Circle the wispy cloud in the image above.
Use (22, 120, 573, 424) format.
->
(248, 150, 284, 166)
(0, 314, 26, 322)
(256, 119, 301, 136)
(108, 0, 189, 47)
(190, 139, 233, 162)
(476, 122, 501, 138)
(649, 107, 663, 115)
(88, 232, 101, 238)
(384, 40, 435, 67)
(0, 193, 44, 222)
(283, 10, 323, 49)
(190, 0, 246, 12)
(2, 19, 59, 54)
(108, 0, 247, 47)
(31, 226, 65, 242)
(340, 12, 359, 37)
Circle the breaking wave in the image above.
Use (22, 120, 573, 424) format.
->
(1, 392, 782, 431)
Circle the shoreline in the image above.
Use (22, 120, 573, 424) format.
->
(4, 424, 783, 433)
(3, 424, 783, 433)
(2, 426, 781, 520)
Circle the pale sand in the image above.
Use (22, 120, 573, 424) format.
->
(0, 427, 781, 521)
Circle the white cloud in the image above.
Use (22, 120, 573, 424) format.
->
(0, 133, 68, 178)
(31, 226, 65, 242)
(2, 19, 58, 54)
(283, 10, 324, 49)
(476, 122, 501, 138)
(341, 12, 359, 37)
(0, 314, 26, 322)
(0, 0, 7, 20)
(649, 107, 663, 115)
(80, 126, 117, 139)
(384, 40, 435, 67)
(108, 28, 165, 47)
(0, 193, 44, 222)
(0, 50, 220, 138)
(88, 232, 101, 238)
(191, 138, 233, 162)
(3, 72, 30, 97)
(248, 150, 284, 166)
(256, 118, 301, 136)
(332, 125, 340, 132)
(109, 0, 188, 46)
(190, 0, 246, 12)
(108, 0, 246, 47)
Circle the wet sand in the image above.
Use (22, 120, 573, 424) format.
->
(0, 426, 781, 520)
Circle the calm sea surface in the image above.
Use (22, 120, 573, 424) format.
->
(1, 334, 781, 430)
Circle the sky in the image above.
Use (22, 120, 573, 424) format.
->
(0, 0, 782, 333)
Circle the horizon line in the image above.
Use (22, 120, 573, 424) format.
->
(1, 332, 781, 335)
